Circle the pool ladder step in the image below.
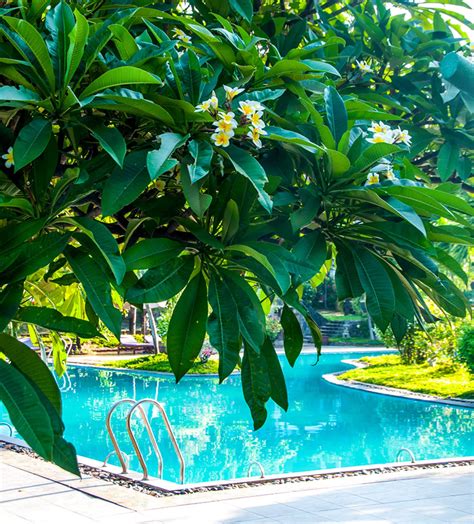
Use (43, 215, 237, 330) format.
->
(104, 398, 185, 483)
(396, 447, 416, 463)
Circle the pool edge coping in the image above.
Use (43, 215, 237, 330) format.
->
(2, 435, 474, 494)
(322, 359, 474, 409)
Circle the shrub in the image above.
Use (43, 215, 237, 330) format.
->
(458, 327, 474, 373)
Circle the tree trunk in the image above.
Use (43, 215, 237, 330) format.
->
(129, 307, 137, 334)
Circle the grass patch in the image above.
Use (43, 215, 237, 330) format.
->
(329, 337, 384, 346)
(103, 353, 219, 374)
(340, 355, 474, 399)
(321, 313, 366, 322)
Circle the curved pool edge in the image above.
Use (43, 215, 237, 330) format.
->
(2, 434, 474, 494)
(323, 359, 474, 409)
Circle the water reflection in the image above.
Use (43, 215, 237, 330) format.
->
(1, 352, 472, 483)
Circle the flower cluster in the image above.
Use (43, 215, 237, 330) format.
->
(172, 28, 191, 45)
(356, 60, 373, 74)
(367, 121, 412, 146)
(366, 164, 396, 186)
(2, 147, 14, 169)
(195, 85, 268, 149)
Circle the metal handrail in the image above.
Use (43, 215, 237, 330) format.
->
(127, 399, 185, 483)
(0, 422, 14, 436)
(247, 461, 265, 479)
(396, 447, 416, 463)
(103, 449, 131, 469)
(105, 398, 163, 477)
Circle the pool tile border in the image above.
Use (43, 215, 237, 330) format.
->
(2, 435, 473, 495)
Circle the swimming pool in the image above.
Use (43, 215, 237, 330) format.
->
(1, 351, 473, 484)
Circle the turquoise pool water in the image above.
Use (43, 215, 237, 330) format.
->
(1, 351, 473, 484)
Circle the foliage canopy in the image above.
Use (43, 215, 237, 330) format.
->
(0, 0, 472, 473)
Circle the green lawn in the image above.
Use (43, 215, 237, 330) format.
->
(321, 313, 366, 322)
(104, 354, 219, 374)
(339, 355, 474, 399)
(329, 337, 384, 346)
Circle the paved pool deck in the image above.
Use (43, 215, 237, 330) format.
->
(1, 449, 472, 523)
(68, 345, 392, 365)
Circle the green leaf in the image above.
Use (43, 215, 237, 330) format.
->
(0, 334, 79, 475)
(261, 337, 288, 411)
(13, 119, 52, 171)
(264, 126, 322, 153)
(0, 360, 55, 458)
(126, 256, 194, 304)
(51, 331, 67, 377)
(352, 248, 395, 331)
(181, 166, 212, 218)
(221, 199, 239, 244)
(0, 233, 69, 285)
(292, 230, 327, 283)
(326, 149, 350, 176)
(147, 133, 188, 180)
(102, 151, 149, 216)
(3, 16, 55, 89)
(45, 1, 75, 89)
(324, 86, 347, 145)
(0, 85, 40, 103)
(437, 142, 460, 181)
(229, 0, 253, 22)
(280, 304, 303, 367)
(0, 333, 61, 414)
(335, 245, 364, 300)
(224, 144, 272, 213)
(88, 124, 126, 167)
(123, 238, 184, 270)
(0, 282, 23, 331)
(65, 8, 89, 85)
(188, 139, 213, 183)
(16, 307, 100, 338)
(167, 272, 208, 382)
(241, 345, 270, 430)
(80, 66, 161, 99)
(350, 143, 400, 174)
(175, 50, 202, 105)
(208, 272, 241, 382)
(220, 269, 266, 352)
(72, 217, 126, 284)
(65, 247, 122, 340)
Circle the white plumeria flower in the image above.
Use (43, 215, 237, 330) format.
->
(224, 85, 244, 101)
(368, 121, 391, 134)
(470, 42, 474, 53)
(385, 167, 396, 180)
(211, 131, 232, 147)
(209, 91, 219, 109)
(366, 172, 380, 185)
(356, 60, 373, 74)
(2, 147, 14, 168)
(367, 131, 395, 144)
(247, 126, 267, 148)
(393, 127, 412, 146)
(249, 111, 266, 129)
(213, 119, 236, 134)
(248, 101, 265, 112)
(239, 100, 257, 116)
(217, 111, 238, 127)
(195, 100, 211, 112)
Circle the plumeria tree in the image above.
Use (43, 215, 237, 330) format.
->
(0, 0, 472, 474)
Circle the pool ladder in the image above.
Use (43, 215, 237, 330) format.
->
(104, 398, 185, 483)
(396, 447, 416, 463)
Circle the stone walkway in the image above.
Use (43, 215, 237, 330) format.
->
(1, 449, 472, 523)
